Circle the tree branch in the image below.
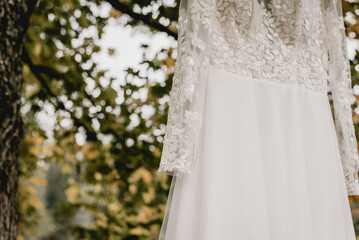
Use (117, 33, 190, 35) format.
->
(21, 50, 99, 141)
(104, 0, 178, 39)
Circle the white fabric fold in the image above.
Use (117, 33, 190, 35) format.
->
(159, 69, 356, 239)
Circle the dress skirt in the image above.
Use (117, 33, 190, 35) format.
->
(158, 69, 356, 240)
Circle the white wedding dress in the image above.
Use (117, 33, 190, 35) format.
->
(157, 1, 359, 239)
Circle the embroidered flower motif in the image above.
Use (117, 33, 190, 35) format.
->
(158, 0, 359, 196)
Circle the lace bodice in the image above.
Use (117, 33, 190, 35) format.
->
(157, 0, 359, 196)
(207, 0, 329, 94)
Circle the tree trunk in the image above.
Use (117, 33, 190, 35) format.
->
(0, 1, 36, 239)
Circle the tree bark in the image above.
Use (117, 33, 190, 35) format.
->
(0, 1, 36, 239)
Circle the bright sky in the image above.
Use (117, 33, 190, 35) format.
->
(92, 2, 176, 91)
(93, 19, 176, 85)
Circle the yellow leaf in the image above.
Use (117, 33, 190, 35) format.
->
(95, 219, 108, 228)
(108, 203, 122, 214)
(136, 206, 156, 224)
(111, 122, 124, 129)
(29, 196, 44, 210)
(42, 144, 64, 156)
(25, 133, 44, 145)
(18, 234, 25, 240)
(130, 226, 149, 236)
(129, 184, 137, 194)
(168, 25, 178, 34)
(93, 183, 103, 193)
(54, 145, 65, 155)
(26, 186, 37, 195)
(113, 225, 122, 234)
(162, 58, 176, 69)
(108, 48, 116, 56)
(354, 114, 359, 125)
(109, 10, 122, 18)
(94, 172, 102, 181)
(108, 171, 116, 181)
(29, 146, 41, 156)
(82, 147, 98, 160)
(66, 185, 79, 202)
(128, 167, 153, 184)
(61, 164, 73, 174)
(94, 212, 108, 228)
(30, 177, 47, 186)
(143, 187, 155, 204)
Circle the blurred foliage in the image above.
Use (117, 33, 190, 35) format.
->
(19, 0, 178, 239)
(15, 0, 359, 239)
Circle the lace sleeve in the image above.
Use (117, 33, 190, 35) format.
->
(323, 0, 359, 196)
(156, 0, 209, 176)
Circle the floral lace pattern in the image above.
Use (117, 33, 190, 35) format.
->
(157, 6, 209, 176)
(158, 0, 359, 196)
(207, 0, 329, 94)
(324, 3, 359, 196)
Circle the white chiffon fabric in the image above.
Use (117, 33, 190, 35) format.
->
(158, 69, 356, 240)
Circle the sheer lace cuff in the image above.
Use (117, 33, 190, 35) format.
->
(157, 2, 210, 176)
(323, 0, 359, 197)
(347, 179, 359, 196)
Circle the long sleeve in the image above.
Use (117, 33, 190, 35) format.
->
(323, 0, 359, 196)
(157, 0, 209, 176)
